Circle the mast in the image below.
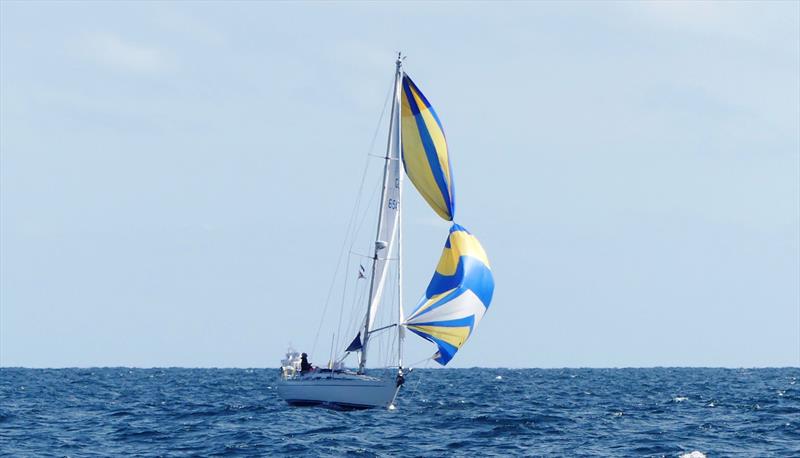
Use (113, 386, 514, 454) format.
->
(396, 57, 405, 371)
(359, 55, 403, 374)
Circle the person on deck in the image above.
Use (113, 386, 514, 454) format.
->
(300, 353, 313, 373)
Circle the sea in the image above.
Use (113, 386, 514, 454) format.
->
(1, 368, 798, 456)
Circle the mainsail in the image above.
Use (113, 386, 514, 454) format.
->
(405, 224, 494, 365)
(366, 83, 401, 335)
(401, 75, 456, 221)
(350, 63, 403, 370)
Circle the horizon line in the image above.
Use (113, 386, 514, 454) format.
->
(2, 365, 798, 370)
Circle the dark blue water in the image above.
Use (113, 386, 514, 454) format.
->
(1, 368, 798, 456)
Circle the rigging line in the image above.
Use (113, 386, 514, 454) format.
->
(367, 323, 398, 335)
(408, 355, 434, 368)
(368, 154, 401, 160)
(348, 73, 396, 256)
(385, 266, 398, 366)
(349, 250, 370, 255)
(310, 75, 395, 359)
(335, 176, 381, 352)
(334, 75, 397, 354)
(335, 253, 370, 362)
(344, 271, 367, 342)
(348, 277, 366, 330)
(393, 273, 400, 366)
(350, 254, 399, 261)
(310, 163, 366, 360)
(376, 324, 383, 368)
(333, 172, 381, 360)
(310, 171, 363, 359)
(350, 176, 382, 254)
(408, 359, 432, 400)
(334, 252, 352, 354)
(348, 251, 372, 259)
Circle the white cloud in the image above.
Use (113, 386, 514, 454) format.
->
(79, 33, 175, 75)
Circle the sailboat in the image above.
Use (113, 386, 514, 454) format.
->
(277, 55, 495, 409)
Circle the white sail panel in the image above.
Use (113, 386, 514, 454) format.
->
(352, 68, 403, 370)
(404, 224, 494, 365)
(367, 102, 401, 332)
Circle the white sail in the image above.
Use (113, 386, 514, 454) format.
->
(352, 63, 403, 373)
(366, 76, 401, 334)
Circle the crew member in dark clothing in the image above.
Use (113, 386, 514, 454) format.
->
(300, 353, 313, 373)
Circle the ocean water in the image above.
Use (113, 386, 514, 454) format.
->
(1, 368, 798, 457)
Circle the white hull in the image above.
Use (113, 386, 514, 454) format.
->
(277, 372, 401, 409)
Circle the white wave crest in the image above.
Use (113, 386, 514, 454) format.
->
(680, 452, 707, 458)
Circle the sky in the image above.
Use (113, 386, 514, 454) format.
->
(1, 1, 798, 368)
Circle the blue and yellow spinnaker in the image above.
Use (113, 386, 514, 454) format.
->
(401, 74, 456, 221)
(404, 224, 494, 365)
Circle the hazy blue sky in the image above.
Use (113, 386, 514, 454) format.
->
(1, 1, 798, 368)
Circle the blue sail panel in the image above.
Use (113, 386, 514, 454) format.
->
(401, 74, 456, 221)
(345, 333, 363, 352)
(404, 224, 494, 365)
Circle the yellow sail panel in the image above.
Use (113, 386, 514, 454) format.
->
(434, 231, 491, 276)
(405, 324, 471, 349)
(401, 74, 455, 221)
(404, 224, 494, 365)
